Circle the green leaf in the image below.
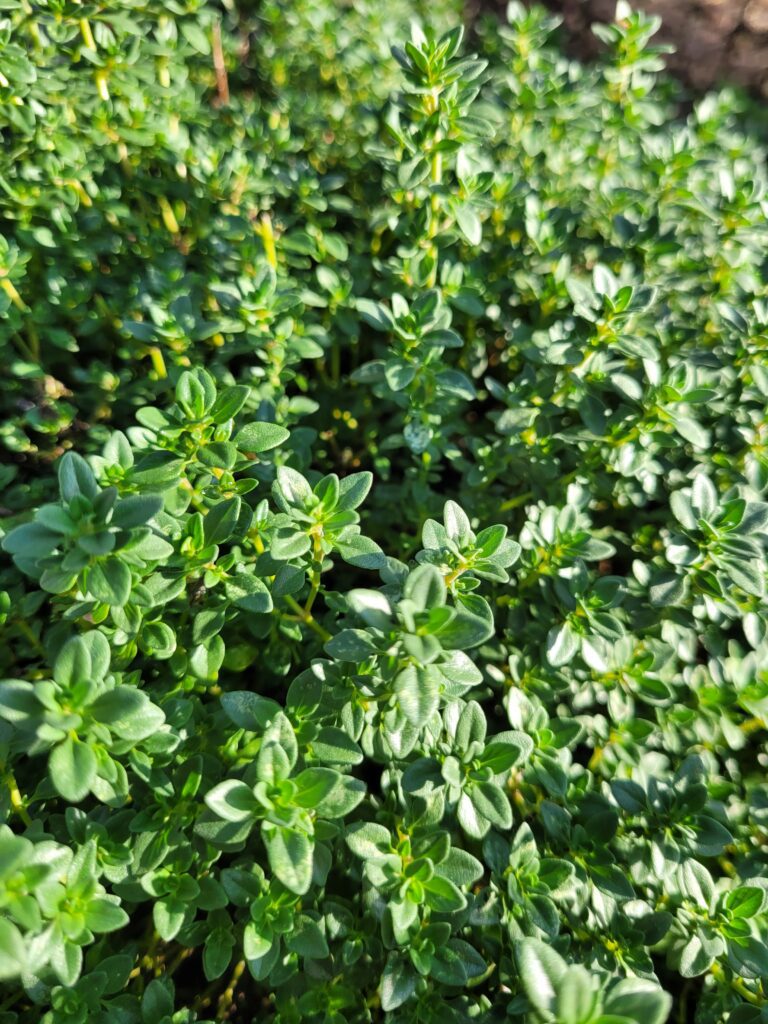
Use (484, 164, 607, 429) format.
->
(346, 822, 392, 861)
(49, 735, 97, 802)
(49, 935, 82, 987)
(347, 588, 393, 629)
(87, 558, 132, 606)
(58, 451, 99, 502)
(258, 712, 297, 783)
(325, 628, 379, 661)
(479, 739, 527, 774)
(335, 533, 386, 569)
(455, 700, 486, 751)
(205, 780, 258, 822)
(83, 897, 129, 933)
(436, 848, 484, 886)
(274, 470, 313, 513)
(395, 664, 440, 726)
(455, 203, 482, 246)
(293, 767, 340, 808)
(443, 500, 471, 541)
(271, 528, 312, 560)
(403, 564, 446, 611)
(90, 687, 163, 740)
(55, 632, 109, 686)
(220, 691, 281, 731)
(311, 726, 364, 765)
(469, 781, 512, 830)
(692, 815, 732, 856)
(337, 472, 373, 511)
(422, 875, 467, 912)
(235, 422, 290, 453)
(358, 299, 396, 333)
(204, 496, 242, 546)
(679, 934, 715, 978)
(262, 824, 314, 895)
(181, 19, 211, 54)
(111, 494, 163, 529)
(457, 792, 491, 839)
(605, 979, 673, 1024)
(384, 358, 416, 391)
(189, 636, 226, 681)
(130, 452, 185, 490)
(243, 921, 274, 962)
(2, 521, 60, 559)
(142, 979, 174, 1021)
(153, 898, 188, 942)
(725, 886, 766, 919)
(0, 682, 38, 725)
(517, 939, 568, 1014)
(380, 954, 416, 1011)
(555, 966, 601, 1024)
(0, 919, 26, 980)
(546, 621, 580, 666)
(727, 935, 768, 980)
(691, 474, 718, 519)
(203, 930, 234, 981)
(225, 572, 273, 613)
(681, 859, 715, 909)
(440, 595, 494, 648)
(210, 385, 250, 424)
(285, 915, 330, 959)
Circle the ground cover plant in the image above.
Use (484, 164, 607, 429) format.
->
(1, 1, 768, 1021)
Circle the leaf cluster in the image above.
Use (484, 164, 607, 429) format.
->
(1, 2, 768, 1023)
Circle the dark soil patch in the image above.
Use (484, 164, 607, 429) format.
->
(470, 0, 768, 93)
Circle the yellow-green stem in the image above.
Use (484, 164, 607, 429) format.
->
(216, 959, 245, 1017)
(499, 491, 534, 512)
(6, 772, 32, 827)
(260, 213, 277, 269)
(147, 345, 168, 379)
(79, 17, 96, 50)
(1, 277, 27, 312)
(284, 595, 332, 642)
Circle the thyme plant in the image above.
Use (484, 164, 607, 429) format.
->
(1, 2, 768, 1022)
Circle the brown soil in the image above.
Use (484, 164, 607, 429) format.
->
(474, 0, 768, 92)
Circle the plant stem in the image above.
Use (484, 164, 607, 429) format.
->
(147, 346, 168, 379)
(259, 213, 277, 269)
(166, 946, 193, 977)
(216, 959, 245, 1018)
(212, 20, 230, 105)
(158, 195, 180, 235)
(5, 771, 32, 827)
(15, 617, 44, 655)
(304, 533, 324, 614)
(499, 491, 533, 512)
(1, 277, 27, 312)
(284, 595, 331, 642)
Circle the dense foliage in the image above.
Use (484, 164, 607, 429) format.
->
(1, 1, 768, 1021)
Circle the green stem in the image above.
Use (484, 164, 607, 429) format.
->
(79, 17, 96, 51)
(15, 617, 44, 655)
(5, 771, 32, 827)
(304, 533, 324, 614)
(27, 323, 40, 362)
(11, 332, 35, 363)
(284, 595, 331, 643)
(426, 140, 442, 288)
(216, 959, 245, 1018)
(166, 946, 193, 977)
(331, 337, 341, 385)
(260, 213, 277, 269)
(304, 574, 321, 615)
(499, 490, 533, 512)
